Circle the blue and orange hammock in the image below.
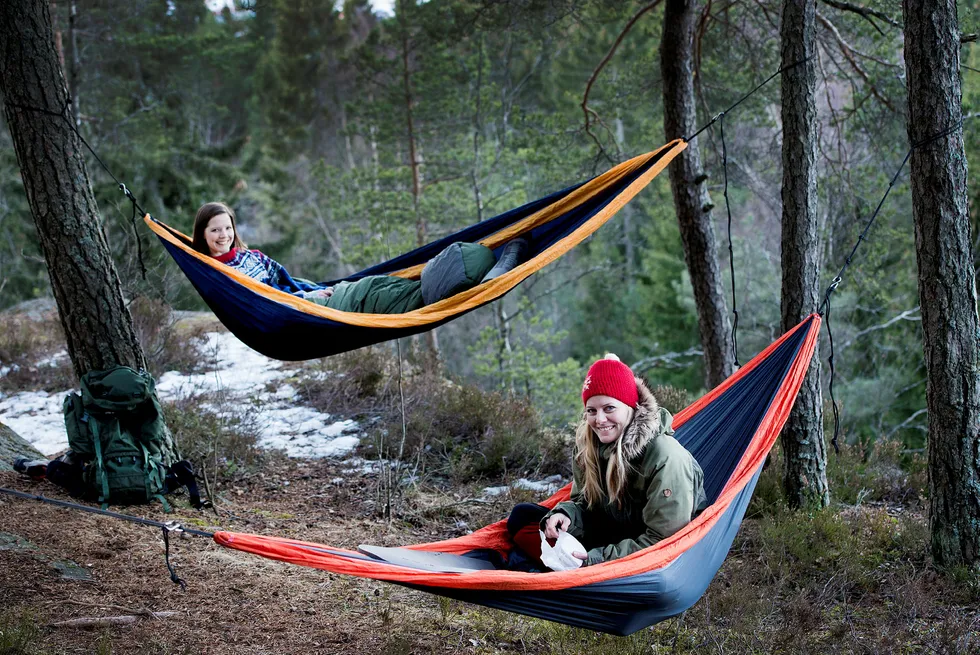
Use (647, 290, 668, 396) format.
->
(211, 314, 820, 635)
(147, 140, 688, 360)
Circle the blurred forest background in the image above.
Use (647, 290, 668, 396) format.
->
(2, 0, 979, 447)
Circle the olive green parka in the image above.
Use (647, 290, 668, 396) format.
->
(544, 378, 707, 566)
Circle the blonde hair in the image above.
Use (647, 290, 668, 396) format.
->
(574, 405, 635, 508)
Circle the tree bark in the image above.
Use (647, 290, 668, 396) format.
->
(779, 0, 829, 508)
(903, 0, 980, 567)
(661, 0, 734, 389)
(68, 1, 80, 124)
(0, 0, 146, 379)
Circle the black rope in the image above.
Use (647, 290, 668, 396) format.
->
(0, 486, 212, 587)
(685, 57, 810, 143)
(824, 297, 840, 455)
(6, 93, 150, 275)
(719, 114, 740, 367)
(818, 147, 912, 317)
(123, 184, 148, 280)
(817, 119, 968, 452)
(912, 119, 965, 150)
(0, 487, 213, 536)
(162, 525, 187, 589)
(817, 149, 910, 453)
(678, 59, 812, 366)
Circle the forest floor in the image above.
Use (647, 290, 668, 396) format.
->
(0, 457, 530, 655)
(1, 305, 978, 654)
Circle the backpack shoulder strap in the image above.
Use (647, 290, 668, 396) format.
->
(89, 420, 110, 509)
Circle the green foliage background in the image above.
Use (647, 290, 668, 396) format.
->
(3, 0, 979, 451)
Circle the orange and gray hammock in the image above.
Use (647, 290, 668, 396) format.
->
(210, 315, 820, 635)
(146, 140, 687, 360)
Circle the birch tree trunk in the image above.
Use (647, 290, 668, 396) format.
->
(780, 0, 829, 508)
(661, 0, 734, 389)
(0, 0, 146, 378)
(903, 0, 980, 567)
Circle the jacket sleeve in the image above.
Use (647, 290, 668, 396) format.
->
(267, 256, 321, 296)
(586, 448, 699, 565)
(541, 463, 589, 541)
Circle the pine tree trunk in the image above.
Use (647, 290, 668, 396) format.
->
(0, 0, 146, 379)
(68, 1, 80, 124)
(779, 0, 829, 509)
(661, 0, 734, 389)
(903, 0, 980, 567)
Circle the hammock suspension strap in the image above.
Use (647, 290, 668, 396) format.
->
(0, 486, 212, 587)
(6, 93, 150, 276)
(685, 57, 810, 143)
(719, 112, 740, 368)
(818, 119, 968, 452)
(680, 59, 812, 366)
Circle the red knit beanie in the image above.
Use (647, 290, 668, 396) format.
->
(582, 354, 638, 408)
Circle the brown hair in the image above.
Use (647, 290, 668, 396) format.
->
(574, 405, 635, 509)
(192, 202, 246, 255)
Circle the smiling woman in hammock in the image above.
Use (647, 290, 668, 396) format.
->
(507, 354, 708, 570)
(192, 201, 508, 315)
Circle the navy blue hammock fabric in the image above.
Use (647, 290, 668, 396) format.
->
(215, 315, 822, 635)
(146, 141, 687, 360)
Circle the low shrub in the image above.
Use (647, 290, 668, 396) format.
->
(651, 383, 696, 414)
(828, 438, 927, 506)
(163, 393, 265, 483)
(128, 295, 208, 378)
(0, 610, 43, 655)
(293, 346, 394, 416)
(382, 372, 569, 484)
(747, 435, 926, 520)
(0, 311, 74, 392)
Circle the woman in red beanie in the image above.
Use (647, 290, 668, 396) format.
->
(506, 354, 707, 569)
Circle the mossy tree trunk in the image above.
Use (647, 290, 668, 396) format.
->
(779, 0, 829, 508)
(903, 0, 980, 568)
(660, 0, 734, 390)
(0, 0, 146, 378)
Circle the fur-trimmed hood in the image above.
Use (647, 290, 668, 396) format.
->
(582, 376, 665, 461)
(551, 378, 702, 567)
(619, 377, 663, 460)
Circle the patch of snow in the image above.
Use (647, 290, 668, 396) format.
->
(0, 331, 360, 460)
(0, 390, 71, 456)
(482, 475, 566, 498)
(342, 457, 383, 475)
(35, 350, 68, 368)
(273, 384, 298, 401)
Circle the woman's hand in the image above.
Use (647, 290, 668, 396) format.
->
(544, 513, 571, 540)
(308, 287, 334, 299)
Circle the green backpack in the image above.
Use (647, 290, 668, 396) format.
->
(63, 366, 181, 509)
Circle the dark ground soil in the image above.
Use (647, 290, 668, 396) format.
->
(0, 459, 519, 655)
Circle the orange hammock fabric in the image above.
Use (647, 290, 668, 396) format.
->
(148, 141, 688, 360)
(212, 315, 822, 634)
